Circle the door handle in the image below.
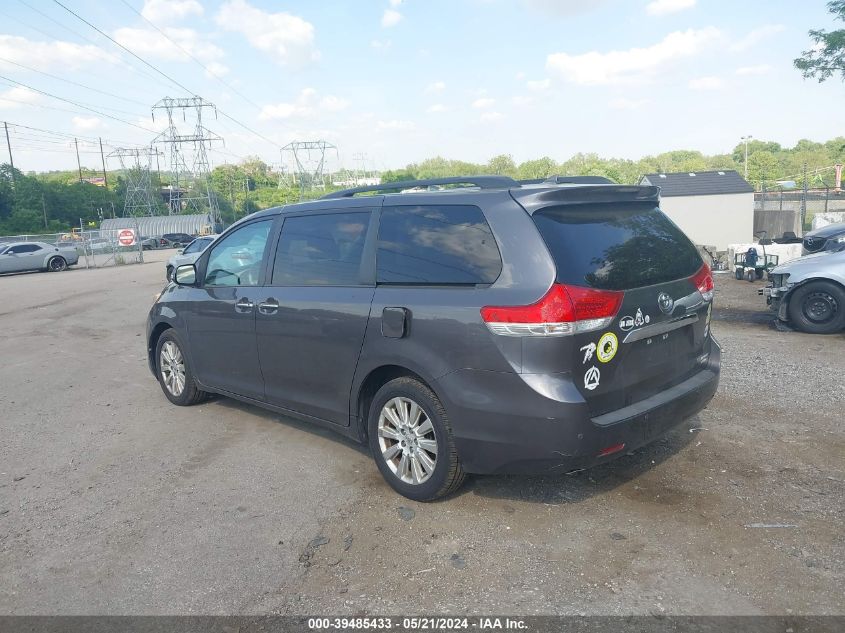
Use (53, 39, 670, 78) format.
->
(258, 298, 279, 315)
(235, 298, 254, 313)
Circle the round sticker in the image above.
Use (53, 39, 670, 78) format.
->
(596, 332, 618, 363)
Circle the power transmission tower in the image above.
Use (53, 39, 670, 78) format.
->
(152, 96, 222, 224)
(282, 140, 338, 199)
(108, 146, 163, 217)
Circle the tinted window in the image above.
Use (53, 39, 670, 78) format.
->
(532, 203, 702, 291)
(377, 205, 502, 284)
(272, 213, 369, 286)
(10, 244, 40, 254)
(183, 238, 210, 254)
(204, 220, 273, 286)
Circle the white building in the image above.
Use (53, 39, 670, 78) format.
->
(639, 170, 754, 251)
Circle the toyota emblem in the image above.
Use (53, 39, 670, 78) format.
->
(657, 292, 674, 314)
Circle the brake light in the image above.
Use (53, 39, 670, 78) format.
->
(692, 263, 714, 302)
(481, 283, 623, 336)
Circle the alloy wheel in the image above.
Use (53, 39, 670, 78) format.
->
(160, 340, 186, 397)
(377, 396, 438, 485)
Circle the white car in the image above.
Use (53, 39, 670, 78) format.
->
(165, 235, 218, 281)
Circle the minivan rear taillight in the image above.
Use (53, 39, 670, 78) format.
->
(481, 283, 623, 336)
(691, 263, 714, 302)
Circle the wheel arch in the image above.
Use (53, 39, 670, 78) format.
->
(147, 322, 173, 374)
(784, 276, 845, 305)
(353, 364, 440, 442)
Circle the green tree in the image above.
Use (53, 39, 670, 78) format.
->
(746, 150, 779, 189)
(794, 0, 845, 82)
(517, 157, 557, 180)
(486, 154, 516, 176)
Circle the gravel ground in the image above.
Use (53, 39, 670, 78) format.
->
(0, 258, 842, 615)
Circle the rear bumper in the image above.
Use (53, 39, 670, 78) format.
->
(435, 340, 721, 475)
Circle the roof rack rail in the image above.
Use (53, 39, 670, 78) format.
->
(517, 175, 614, 185)
(321, 175, 520, 199)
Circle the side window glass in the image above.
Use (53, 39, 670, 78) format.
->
(204, 220, 273, 287)
(377, 205, 502, 284)
(272, 212, 370, 286)
(183, 241, 199, 254)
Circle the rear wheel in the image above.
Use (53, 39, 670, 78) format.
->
(155, 330, 208, 405)
(787, 281, 845, 334)
(735, 268, 743, 280)
(367, 377, 466, 501)
(47, 256, 67, 272)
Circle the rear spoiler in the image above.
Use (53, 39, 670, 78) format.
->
(511, 185, 660, 214)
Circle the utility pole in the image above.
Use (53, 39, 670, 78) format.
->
(740, 135, 753, 180)
(74, 138, 83, 182)
(41, 193, 48, 230)
(801, 162, 808, 232)
(3, 121, 14, 186)
(99, 137, 108, 188)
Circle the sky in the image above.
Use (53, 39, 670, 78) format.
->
(0, 0, 841, 174)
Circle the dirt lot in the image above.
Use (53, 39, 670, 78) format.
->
(0, 257, 842, 615)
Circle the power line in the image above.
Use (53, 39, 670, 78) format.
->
(117, 0, 264, 111)
(51, 0, 196, 96)
(0, 74, 156, 133)
(0, 56, 150, 107)
(3, 121, 138, 147)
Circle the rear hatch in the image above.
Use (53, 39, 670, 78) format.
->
(531, 201, 713, 416)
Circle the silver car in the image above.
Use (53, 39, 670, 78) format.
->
(0, 241, 80, 274)
(761, 249, 845, 334)
(165, 235, 218, 281)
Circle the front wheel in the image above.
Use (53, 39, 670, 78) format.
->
(166, 266, 174, 282)
(368, 377, 466, 501)
(155, 330, 209, 405)
(48, 256, 67, 272)
(787, 281, 845, 334)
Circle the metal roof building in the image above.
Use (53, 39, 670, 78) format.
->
(100, 214, 213, 237)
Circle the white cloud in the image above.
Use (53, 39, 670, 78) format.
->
(371, 39, 392, 50)
(427, 104, 448, 113)
(480, 111, 503, 122)
(381, 9, 403, 27)
(141, 0, 203, 23)
(260, 88, 348, 120)
(735, 64, 771, 76)
(425, 81, 446, 93)
(113, 27, 223, 63)
(512, 95, 534, 106)
(216, 0, 319, 67)
(0, 35, 117, 71)
(71, 116, 103, 131)
(645, 0, 696, 16)
(0, 86, 40, 110)
(378, 119, 415, 131)
(547, 27, 720, 85)
(389, 0, 402, 5)
(688, 76, 724, 90)
(204, 61, 230, 78)
(527, 78, 550, 91)
(730, 24, 785, 52)
(515, 71, 526, 80)
(610, 97, 649, 109)
(523, 0, 609, 16)
(472, 97, 496, 109)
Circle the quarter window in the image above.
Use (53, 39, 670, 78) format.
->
(204, 220, 273, 286)
(272, 212, 370, 286)
(377, 205, 502, 285)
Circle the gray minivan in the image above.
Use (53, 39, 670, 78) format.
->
(147, 176, 720, 500)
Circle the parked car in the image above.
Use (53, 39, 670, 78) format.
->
(802, 222, 845, 256)
(0, 241, 79, 274)
(165, 235, 218, 281)
(161, 233, 196, 248)
(147, 175, 720, 501)
(87, 237, 115, 253)
(141, 236, 171, 250)
(761, 249, 845, 334)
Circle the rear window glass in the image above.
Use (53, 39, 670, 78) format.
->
(377, 205, 502, 285)
(532, 203, 702, 290)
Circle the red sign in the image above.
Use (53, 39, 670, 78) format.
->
(118, 229, 136, 246)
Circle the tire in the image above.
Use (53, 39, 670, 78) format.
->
(787, 281, 845, 334)
(735, 269, 743, 280)
(367, 377, 466, 501)
(745, 269, 755, 282)
(155, 329, 209, 405)
(166, 266, 174, 282)
(47, 256, 67, 272)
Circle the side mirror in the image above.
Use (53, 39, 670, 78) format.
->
(173, 264, 197, 286)
(176, 249, 184, 255)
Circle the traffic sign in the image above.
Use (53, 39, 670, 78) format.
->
(118, 229, 136, 246)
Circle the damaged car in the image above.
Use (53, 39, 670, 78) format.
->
(761, 249, 845, 334)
